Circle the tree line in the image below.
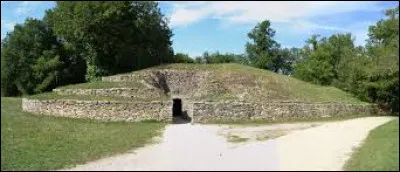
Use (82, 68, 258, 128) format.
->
(1, 2, 398, 113)
(173, 5, 399, 113)
(2, 1, 174, 96)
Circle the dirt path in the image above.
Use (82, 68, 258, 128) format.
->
(63, 117, 395, 171)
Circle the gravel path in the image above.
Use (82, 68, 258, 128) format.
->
(63, 117, 395, 171)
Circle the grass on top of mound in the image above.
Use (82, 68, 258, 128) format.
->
(133, 63, 367, 104)
(54, 63, 367, 104)
(1, 97, 166, 171)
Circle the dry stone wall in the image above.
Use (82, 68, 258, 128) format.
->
(101, 69, 227, 99)
(102, 73, 150, 82)
(148, 69, 209, 96)
(22, 98, 381, 123)
(22, 68, 385, 123)
(53, 88, 163, 98)
(191, 102, 382, 123)
(22, 98, 172, 122)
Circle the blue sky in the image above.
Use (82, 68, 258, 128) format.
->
(2, 1, 398, 57)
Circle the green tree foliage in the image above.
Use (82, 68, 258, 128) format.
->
(194, 56, 203, 63)
(361, 5, 399, 113)
(208, 51, 236, 63)
(293, 5, 399, 113)
(173, 53, 194, 63)
(245, 20, 293, 73)
(306, 34, 321, 51)
(193, 51, 247, 64)
(1, 18, 82, 96)
(233, 54, 250, 65)
(45, 1, 174, 80)
(293, 33, 358, 85)
(202, 52, 211, 64)
(246, 20, 280, 70)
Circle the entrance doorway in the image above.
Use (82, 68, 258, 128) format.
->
(172, 98, 191, 124)
(172, 98, 182, 117)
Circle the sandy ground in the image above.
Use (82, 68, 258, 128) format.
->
(63, 117, 395, 171)
(217, 122, 322, 144)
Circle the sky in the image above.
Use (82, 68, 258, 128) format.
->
(1, 1, 399, 57)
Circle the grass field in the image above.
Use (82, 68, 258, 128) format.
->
(58, 63, 367, 104)
(1, 97, 166, 171)
(344, 118, 399, 171)
(156, 64, 367, 104)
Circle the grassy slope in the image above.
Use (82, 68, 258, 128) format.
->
(344, 118, 399, 171)
(55, 63, 366, 104)
(1, 97, 166, 171)
(156, 63, 366, 104)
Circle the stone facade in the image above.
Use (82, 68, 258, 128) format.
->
(22, 68, 385, 123)
(22, 98, 381, 123)
(191, 102, 382, 123)
(53, 88, 163, 98)
(102, 69, 226, 99)
(22, 98, 172, 122)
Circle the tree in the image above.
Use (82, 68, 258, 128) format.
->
(196, 51, 245, 64)
(293, 5, 399, 113)
(208, 52, 236, 63)
(306, 34, 321, 51)
(45, 1, 174, 80)
(361, 5, 399, 113)
(367, 5, 399, 47)
(293, 57, 335, 85)
(194, 56, 203, 63)
(202, 51, 211, 64)
(233, 54, 249, 65)
(245, 20, 293, 74)
(277, 48, 299, 75)
(1, 18, 78, 96)
(293, 33, 357, 85)
(173, 53, 194, 63)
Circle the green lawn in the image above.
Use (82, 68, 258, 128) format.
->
(344, 118, 399, 171)
(1, 97, 166, 171)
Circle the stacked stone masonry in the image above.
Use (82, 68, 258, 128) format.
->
(102, 69, 227, 98)
(192, 102, 381, 123)
(22, 98, 381, 123)
(22, 98, 172, 122)
(53, 88, 163, 98)
(22, 69, 384, 123)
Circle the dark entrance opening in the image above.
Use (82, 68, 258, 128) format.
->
(173, 98, 182, 117)
(172, 98, 191, 124)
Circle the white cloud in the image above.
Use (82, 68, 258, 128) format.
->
(14, 1, 43, 15)
(1, 19, 16, 30)
(167, 1, 385, 28)
(1, 20, 16, 40)
(287, 20, 348, 35)
(168, 2, 213, 27)
(346, 21, 376, 46)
